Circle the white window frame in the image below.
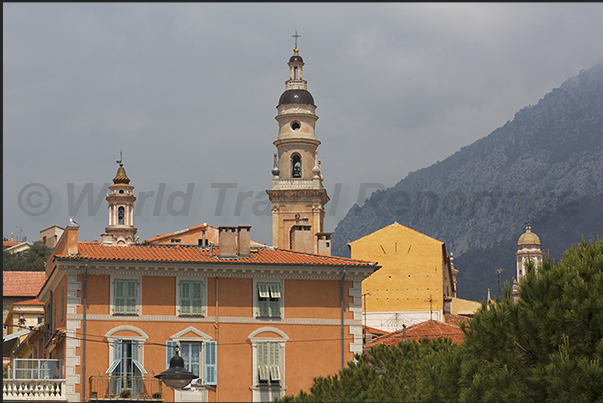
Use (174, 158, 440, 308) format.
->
(168, 327, 214, 402)
(110, 274, 142, 316)
(105, 326, 149, 374)
(253, 278, 284, 319)
(248, 327, 288, 394)
(176, 277, 207, 317)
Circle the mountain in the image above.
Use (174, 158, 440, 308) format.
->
(331, 59, 603, 302)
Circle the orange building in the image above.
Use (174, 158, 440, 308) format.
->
(33, 159, 379, 402)
(37, 221, 378, 402)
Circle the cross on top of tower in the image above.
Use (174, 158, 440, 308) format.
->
(292, 29, 301, 50)
(116, 149, 123, 167)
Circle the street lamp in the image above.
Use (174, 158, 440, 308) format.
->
(154, 347, 197, 390)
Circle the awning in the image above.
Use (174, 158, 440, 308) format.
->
(3, 329, 31, 357)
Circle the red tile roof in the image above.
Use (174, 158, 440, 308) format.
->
(444, 314, 472, 326)
(365, 319, 466, 347)
(14, 298, 44, 306)
(144, 224, 213, 243)
(3, 241, 21, 249)
(3, 271, 46, 297)
(56, 242, 378, 267)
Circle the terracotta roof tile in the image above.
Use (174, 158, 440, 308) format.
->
(56, 242, 378, 267)
(3, 241, 21, 248)
(365, 319, 466, 348)
(444, 314, 472, 326)
(3, 271, 46, 297)
(14, 298, 44, 305)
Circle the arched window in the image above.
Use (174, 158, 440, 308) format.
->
(292, 155, 301, 178)
(118, 207, 125, 225)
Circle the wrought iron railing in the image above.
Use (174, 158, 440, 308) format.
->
(88, 375, 162, 401)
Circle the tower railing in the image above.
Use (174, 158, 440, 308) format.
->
(272, 178, 322, 190)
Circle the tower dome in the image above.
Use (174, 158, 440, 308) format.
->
(517, 223, 541, 247)
(278, 89, 315, 106)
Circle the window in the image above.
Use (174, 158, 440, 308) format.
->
(291, 155, 301, 178)
(257, 342, 281, 386)
(112, 278, 139, 315)
(248, 327, 288, 397)
(256, 282, 281, 318)
(177, 279, 205, 316)
(118, 207, 125, 225)
(107, 340, 147, 397)
(166, 331, 216, 386)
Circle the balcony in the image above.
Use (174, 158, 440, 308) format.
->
(3, 379, 66, 401)
(3, 359, 65, 402)
(88, 376, 163, 401)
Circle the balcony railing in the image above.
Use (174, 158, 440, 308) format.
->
(3, 379, 66, 400)
(88, 375, 162, 401)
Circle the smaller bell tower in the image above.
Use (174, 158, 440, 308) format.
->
(515, 223, 543, 280)
(102, 155, 137, 246)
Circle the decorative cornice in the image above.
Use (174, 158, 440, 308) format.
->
(59, 263, 374, 282)
(67, 313, 361, 326)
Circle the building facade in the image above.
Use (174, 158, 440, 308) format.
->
(349, 222, 461, 332)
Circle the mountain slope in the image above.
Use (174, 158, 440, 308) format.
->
(332, 60, 603, 301)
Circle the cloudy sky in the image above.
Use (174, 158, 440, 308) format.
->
(4, 3, 603, 247)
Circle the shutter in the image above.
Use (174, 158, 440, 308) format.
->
(269, 300, 280, 318)
(166, 340, 178, 370)
(192, 282, 203, 315)
(106, 340, 122, 373)
(132, 340, 147, 374)
(114, 280, 125, 314)
(257, 343, 269, 381)
(126, 280, 137, 314)
(180, 281, 191, 315)
(204, 341, 217, 385)
(258, 300, 269, 317)
(269, 342, 281, 382)
(269, 283, 281, 299)
(258, 284, 270, 298)
(53, 297, 57, 329)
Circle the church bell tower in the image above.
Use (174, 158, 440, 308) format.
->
(101, 157, 137, 246)
(266, 38, 331, 254)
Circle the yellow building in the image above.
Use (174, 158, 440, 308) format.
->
(350, 222, 466, 332)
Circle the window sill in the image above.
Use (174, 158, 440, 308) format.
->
(112, 313, 139, 316)
(255, 316, 282, 320)
(250, 385, 287, 391)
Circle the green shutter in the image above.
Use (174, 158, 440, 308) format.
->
(205, 341, 217, 385)
(180, 281, 191, 315)
(114, 280, 125, 314)
(192, 282, 203, 315)
(132, 340, 147, 374)
(269, 342, 281, 382)
(257, 343, 269, 382)
(258, 284, 270, 298)
(126, 280, 137, 314)
(106, 340, 122, 373)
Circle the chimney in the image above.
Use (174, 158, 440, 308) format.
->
(237, 226, 251, 258)
(66, 222, 79, 255)
(218, 226, 237, 258)
(316, 232, 332, 256)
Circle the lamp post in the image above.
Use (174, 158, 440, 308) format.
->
(496, 268, 504, 298)
(154, 347, 197, 390)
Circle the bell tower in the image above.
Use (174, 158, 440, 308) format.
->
(267, 38, 331, 254)
(101, 156, 137, 246)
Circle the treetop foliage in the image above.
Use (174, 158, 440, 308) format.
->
(279, 238, 603, 402)
(2, 241, 52, 271)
